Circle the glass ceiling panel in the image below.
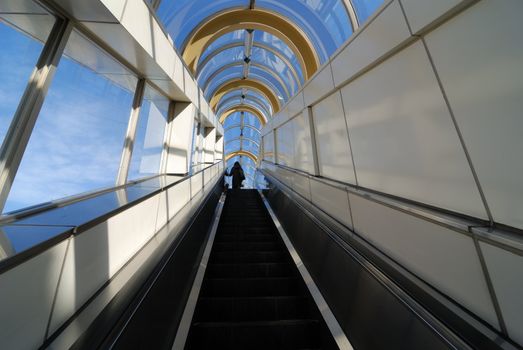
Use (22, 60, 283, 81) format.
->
(248, 66, 289, 101)
(205, 30, 244, 54)
(224, 139, 241, 154)
(242, 139, 259, 154)
(255, 0, 353, 62)
(352, 0, 385, 24)
(250, 47, 299, 96)
(197, 46, 245, 85)
(244, 112, 262, 130)
(223, 111, 242, 128)
(243, 127, 261, 142)
(224, 127, 242, 140)
(204, 66, 243, 97)
(156, 0, 248, 48)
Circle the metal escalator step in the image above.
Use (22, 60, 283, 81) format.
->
(200, 277, 302, 297)
(206, 262, 295, 278)
(193, 296, 310, 322)
(187, 319, 321, 350)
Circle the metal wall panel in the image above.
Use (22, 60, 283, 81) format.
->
(341, 41, 487, 219)
(0, 240, 68, 350)
(312, 91, 356, 184)
(349, 193, 499, 328)
(304, 65, 335, 107)
(48, 194, 161, 335)
(400, 0, 466, 34)
(275, 120, 295, 168)
(310, 178, 353, 229)
(425, 0, 523, 229)
(480, 242, 523, 345)
(292, 113, 315, 174)
(331, 0, 411, 88)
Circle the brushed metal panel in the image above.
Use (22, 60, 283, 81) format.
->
(480, 242, 523, 345)
(0, 241, 68, 349)
(311, 179, 353, 229)
(293, 113, 315, 174)
(341, 41, 486, 219)
(350, 193, 499, 328)
(400, 0, 465, 33)
(332, 0, 411, 87)
(425, 0, 523, 229)
(312, 91, 356, 184)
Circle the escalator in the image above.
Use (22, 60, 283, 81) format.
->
(184, 189, 337, 349)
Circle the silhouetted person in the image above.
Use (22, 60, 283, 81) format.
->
(225, 161, 245, 189)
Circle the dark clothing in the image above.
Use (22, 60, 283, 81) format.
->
(226, 165, 245, 189)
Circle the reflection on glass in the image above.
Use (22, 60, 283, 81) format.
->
(0, 1, 55, 146)
(352, 0, 385, 23)
(128, 85, 169, 180)
(4, 30, 136, 213)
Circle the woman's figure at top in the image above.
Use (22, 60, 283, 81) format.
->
(226, 161, 245, 189)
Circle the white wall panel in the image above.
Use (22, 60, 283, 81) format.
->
(291, 172, 311, 202)
(0, 241, 68, 350)
(167, 179, 190, 219)
(312, 91, 356, 184)
(425, 0, 523, 229)
(166, 103, 195, 174)
(155, 191, 168, 232)
(350, 193, 499, 328)
(292, 113, 314, 174)
(310, 179, 353, 229)
(480, 242, 523, 345)
(191, 172, 203, 198)
(304, 64, 335, 107)
(151, 19, 175, 78)
(275, 121, 295, 168)
(331, 0, 411, 88)
(341, 41, 486, 219)
(184, 69, 198, 105)
(49, 194, 160, 334)
(288, 92, 305, 118)
(400, 0, 465, 34)
(119, 0, 153, 55)
(263, 131, 275, 162)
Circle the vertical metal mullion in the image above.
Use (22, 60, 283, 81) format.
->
(116, 78, 146, 186)
(159, 101, 176, 174)
(0, 18, 73, 212)
(306, 106, 321, 176)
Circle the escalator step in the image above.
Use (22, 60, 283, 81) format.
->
(187, 319, 321, 350)
(210, 250, 289, 263)
(214, 233, 277, 242)
(212, 241, 283, 252)
(206, 262, 295, 278)
(200, 277, 302, 297)
(193, 296, 310, 322)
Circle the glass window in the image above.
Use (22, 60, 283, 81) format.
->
(224, 139, 241, 154)
(0, 1, 55, 146)
(352, 0, 385, 23)
(156, 0, 248, 48)
(4, 30, 137, 213)
(223, 112, 242, 129)
(128, 85, 169, 180)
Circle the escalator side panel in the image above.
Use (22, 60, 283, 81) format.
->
(264, 186, 453, 350)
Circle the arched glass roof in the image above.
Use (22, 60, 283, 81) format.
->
(153, 0, 385, 175)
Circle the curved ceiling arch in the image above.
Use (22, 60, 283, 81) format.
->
(182, 8, 319, 79)
(225, 150, 258, 163)
(202, 61, 291, 100)
(209, 78, 280, 113)
(216, 90, 273, 116)
(225, 124, 261, 133)
(217, 93, 271, 118)
(225, 136, 260, 147)
(197, 41, 302, 86)
(219, 104, 267, 126)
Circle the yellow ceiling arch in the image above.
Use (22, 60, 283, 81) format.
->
(182, 8, 319, 79)
(225, 150, 258, 163)
(219, 104, 267, 126)
(210, 78, 280, 113)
